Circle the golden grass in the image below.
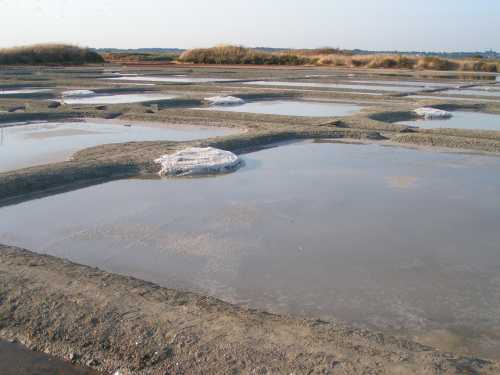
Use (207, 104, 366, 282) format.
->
(0, 44, 104, 65)
(178, 45, 499, 72)
(179, 45, 308, 65)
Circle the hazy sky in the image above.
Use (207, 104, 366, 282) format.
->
(1, 0, 498, 51)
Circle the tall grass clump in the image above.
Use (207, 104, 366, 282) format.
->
(415, 56, 459, 71)
(0, 44, 104, 65)
(179, 45, 309, 65)
(460, 59, 498, 73)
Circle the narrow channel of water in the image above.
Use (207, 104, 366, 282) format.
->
(108, 76, 239, 83)
(244, 80, 425, 93)
(0, 88, 53, 95)
(60, 93, 176, 104)
(444, 89, 500, 97)
(199, 100, 362, 117)
(1, 141, 499, 358)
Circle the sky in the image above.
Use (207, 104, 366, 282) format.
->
(0, 0, 499, 51)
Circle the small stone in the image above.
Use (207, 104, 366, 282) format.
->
(48, 101, 61, 108)
(400, 127, 417, 133)
(86, 358, 100, 367)
(8, 105, 26, 113)
(103, 112, 122, 119)
(366, 132, 387, 140)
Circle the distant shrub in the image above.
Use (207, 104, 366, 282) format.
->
(461, 60, 498, 72)
(0, 44, 103, 65)
(103, 52, 176, 63)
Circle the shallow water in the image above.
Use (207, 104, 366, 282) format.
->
(108, 76, 238, 83)
(0, 340, 97, 375)
(399, 111, 500, 131)
(244, 80, 424, 93)
(199, 100, 362, 117)
(0, 121, 233, 172)
(60, 93, 176, 104)
(1, 142, 500, 358)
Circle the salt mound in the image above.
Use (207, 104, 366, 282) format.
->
(155, 147, 242, 177)
(62, 90, 95, 97)
(204, 96, 245, 106)
(414, 107, 452, 119)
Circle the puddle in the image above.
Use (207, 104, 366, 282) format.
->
(198, 100, 362, 117)
(398, 111, 500, 131)
(1, 142, 500, 358)
(107, 76, 239, 83)
(0, 121, 234, 172)
(60, 93, 176, 105)
(0, 340, 97, 375)
(244, 81, 424, 93)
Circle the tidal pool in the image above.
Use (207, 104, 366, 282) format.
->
(0, 121, 233, 172)
(199, 100, 362, 117)
(1, 141, 500, 358)
(60, 93, 176, 105)
(399, 111, 500, 131)
(0, 341, 97, 375)
(244, 80, 424, 93)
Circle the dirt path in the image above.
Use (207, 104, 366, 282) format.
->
(0, 244, 498, 375)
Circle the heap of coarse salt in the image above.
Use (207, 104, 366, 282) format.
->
(414, 107, 452, 119)
(204, 96, 245, 106)
(154, 147, 242, 177)
(62, 90, 96, 97)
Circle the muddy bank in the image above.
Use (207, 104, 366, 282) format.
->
(0, 244, 498, 374)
